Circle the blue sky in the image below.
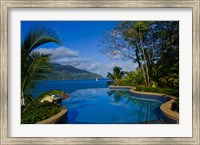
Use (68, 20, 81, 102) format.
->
(21, 21, 137, 77)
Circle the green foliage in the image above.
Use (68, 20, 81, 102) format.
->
(36, 90, 65, 102)
(21, 25, 62, 62)
(22, 52, 52, 91)
(100, 21, 179, 112)
(24, 94, 33, 105)
(135, 85, 179, 97)
(20, 26, 67, 124)
(171, 98, 179, 112)
(21, 101, 61, 124)
(107, 66, 125, 86)
(22, 90, 67, 124)
(119, 68, 145, 86)
(23, 90, 65, 111)
(99, 21, 179, 89)
(159, 75, 179, 88)
(21, 25, 62, 93)
(158, 68, 179, 89)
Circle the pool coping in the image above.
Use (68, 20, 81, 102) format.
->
(109, 86, 179, 124)
(36, 107, 67, 124)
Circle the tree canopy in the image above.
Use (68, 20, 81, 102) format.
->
(99, 21, 179, 90)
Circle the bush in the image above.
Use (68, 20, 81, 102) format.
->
(171, 98, 179, 112)
(118, 79, 135, 86)
(21, 101, 62, 124)
(159, 73, 179, 89)
(135, 85, 179, 97)
(119, 68, 145, 86)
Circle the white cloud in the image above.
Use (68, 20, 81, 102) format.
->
(87, 63, 103, 71)
(35, 46, 137, 78)
(36, 46, 79, 59)
(53, 57, 92, 66)
(76, 61, 137, 77)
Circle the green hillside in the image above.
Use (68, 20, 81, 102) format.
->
(42, 63, 103, 80)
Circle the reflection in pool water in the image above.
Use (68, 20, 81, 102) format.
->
(61, 88, 169, 124)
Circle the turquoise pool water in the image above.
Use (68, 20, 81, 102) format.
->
(61, 88, 168, 124)
(32, 80, 169, 124)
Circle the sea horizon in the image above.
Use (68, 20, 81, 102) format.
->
(31, 79, 110, 97)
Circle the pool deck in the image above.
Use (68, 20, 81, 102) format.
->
(109, 86, 179, 124)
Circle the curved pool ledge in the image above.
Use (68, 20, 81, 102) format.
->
(36, 107, 67, 124)
(109, 86, 179, 124)
(109, 86, 136, 90)
(160, 99, 179, 123)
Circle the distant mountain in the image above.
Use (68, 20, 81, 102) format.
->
(42, 63, 103, 80)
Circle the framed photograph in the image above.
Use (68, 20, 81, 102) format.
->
(1, 0, 199, 144)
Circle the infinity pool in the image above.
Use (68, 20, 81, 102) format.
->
(61, 88, 169, 124)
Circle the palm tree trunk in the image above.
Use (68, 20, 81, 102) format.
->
(138, 24, 150, 86)
(135, 45, 142, 68)
(136, 43, 147, 86)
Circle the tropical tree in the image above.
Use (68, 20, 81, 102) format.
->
(99, 21, 179, 89)
(21, 25, 62, 104)
(107, 66, 126, 86)
(99, 22, 150, 86)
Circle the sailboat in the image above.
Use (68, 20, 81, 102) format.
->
(95, 77, 98, 81)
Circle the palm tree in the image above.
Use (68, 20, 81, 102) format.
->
(137, 22, 150, 86)
(107, 66, 125, 86)
(21, 25, 62, 103)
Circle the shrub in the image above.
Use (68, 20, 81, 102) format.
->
(119, 79, 135, 86)
(119, 68, 145, 86)
(159, 73, 179, 89)
(135, 85, 179, 97)
(171, 98, 179, 112)
(21, 101, 62, 124)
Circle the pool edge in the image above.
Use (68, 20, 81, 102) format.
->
(109, 86, 179, 124)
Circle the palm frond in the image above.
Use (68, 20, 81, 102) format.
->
(106, 72, 114, 80)
(21, 25, 61, 77)
(21, 25, 62, 93)
(22, 52, 52, 92)
(22, 25, 61, 55)
(113, 66, 122, 79)
(106, 66, 125, 86)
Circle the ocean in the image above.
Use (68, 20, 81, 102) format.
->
(31, 79, 109, 97)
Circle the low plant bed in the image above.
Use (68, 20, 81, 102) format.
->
(171, 98, 179, 112)
(21, 101, 62, 124)
(135, 85, 179, 98)
(36, 107, 67, 124)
